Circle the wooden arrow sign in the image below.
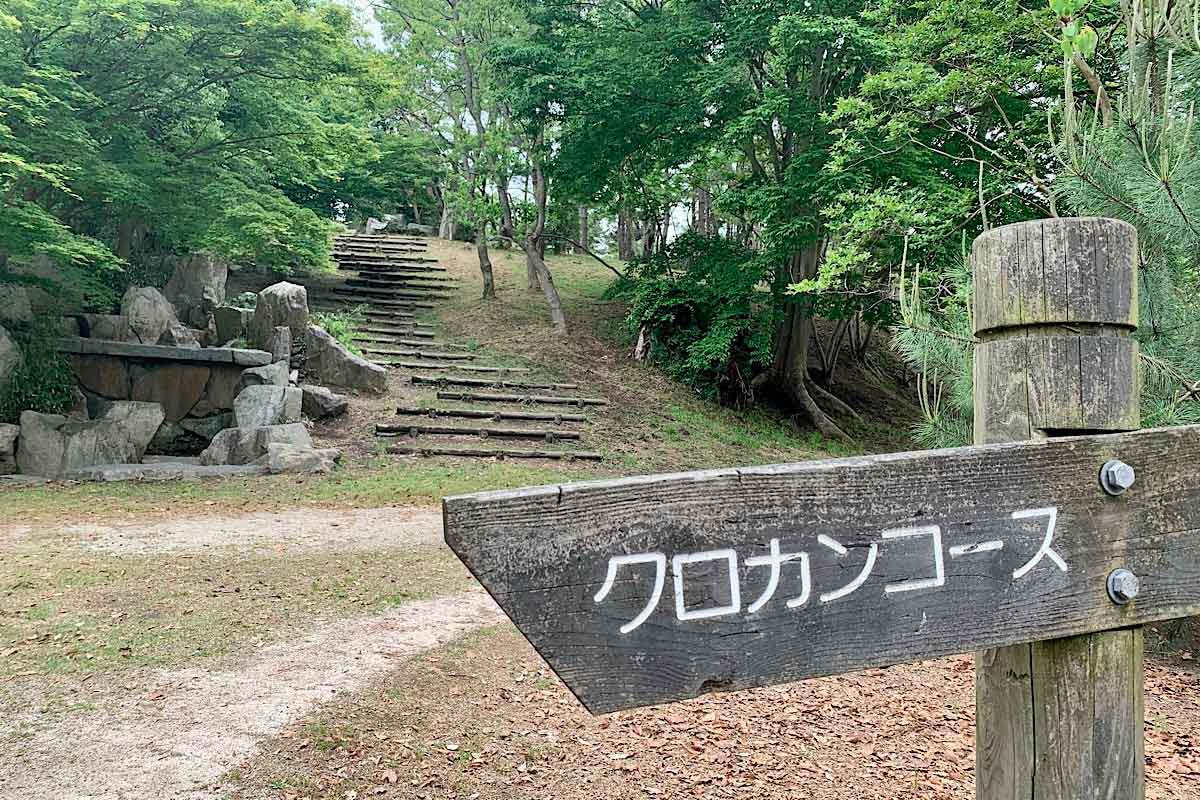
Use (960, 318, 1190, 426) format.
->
(443, 425, 1200, 714)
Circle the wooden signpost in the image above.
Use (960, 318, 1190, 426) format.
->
(443, 218, 1200, 797)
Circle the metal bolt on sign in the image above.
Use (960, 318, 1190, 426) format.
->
(1107, 568, 1140, 605)
(1100, 459, 1136, 496)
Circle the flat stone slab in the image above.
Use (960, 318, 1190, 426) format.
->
(63, 461, 268, 482)
(57, 337, 272, 366)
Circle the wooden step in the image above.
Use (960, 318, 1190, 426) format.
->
(346, 276, 457, 289)
(388, 444, 603, 461)
(380, 361, 531, 374)
(334, 252, 438, 264)
(352, 335, 458, 348)
(415, 375, 576, 390)
(312, 295, 435, 310)
(360, 347, 475, 360)
(336, 236, 429, 245)
(377, 423, 583, 442)
(437, 391, 608, 407)
(358, 325, 434, 337)
(396, 407, 589, 424)
(333, 286, 450, 302)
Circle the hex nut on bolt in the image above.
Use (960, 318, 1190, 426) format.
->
(1107, 568, 1140, 605)
(1100, 459, 1136, 496)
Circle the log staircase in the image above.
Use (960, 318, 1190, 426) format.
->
(312, 233, 607, 462)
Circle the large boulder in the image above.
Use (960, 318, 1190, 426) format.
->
(305, 325, 387, 395)
(164, 252, 228, 328)
(130, 363, 210, 422)
(269, 326, 292, 364)
(80, 314, 135, 342)
(15, 410, 145, 477)
(238, 361, 289, 391)
(98, 401, 166, 461)
(0, 324, 23, 398)
(0, 423, 18, 476)
(121, 287, 179, 345)
(213, 305, 252, 344)
(259, 443, 340, 475)
(249, 282, 308, 350)
(0, 285, 34, 326)
(157, 321, 201, 348)
(199, 423, 312, 466)
(15, 412, 68, 477)
(300, 384, 349, 420)
(233, 385, 302, 428)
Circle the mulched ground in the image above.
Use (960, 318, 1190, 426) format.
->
(229, 625, 1200, 800)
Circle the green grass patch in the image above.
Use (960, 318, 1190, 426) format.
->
(0, 460, 590, 523)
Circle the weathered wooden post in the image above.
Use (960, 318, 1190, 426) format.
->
(972, 218, 1143, 798)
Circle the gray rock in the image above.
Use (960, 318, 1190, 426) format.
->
(0, 324, 23, 397)
(249, 282, 308, 350)
(405, 223, 436, 236)
(121, 287, 179, 345)
(238, 361, 289, 391)
(305, 325, 387, 395)
(99, 401, 166, 460)
(67, 387, 89, 420)
(0, 285, 34, 325)
(164, 252, 228, 328)
(66, 460, 267, 482)
(0, 423, 19, 457)
(129, 363, 210, 422)
(58, 418, 138, 474)
(179, 413, 232, 443)
(231, 349, 272, 367)
(259, 444, 340, 474)
(0, 423, 18, 474)
(15, 412, 66, 477)
(79, 314, 134, 342)
(269, 326, 292, 364)
(300, 384, 349, 420)
(157, 321, 201, 348)
(213, 305, 251, 344)
(199, 423, 312, 466)
(233, 385, 302, 428)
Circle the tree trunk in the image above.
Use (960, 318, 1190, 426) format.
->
(695, 187, 714, 236)
(477, 228, 496, 300)
(439, 205, 456, 240)
(617, 207, 635, 261)
(578, 206, 589, 252)
(771, 244, 851, 441)
(525, 238, 567, 336)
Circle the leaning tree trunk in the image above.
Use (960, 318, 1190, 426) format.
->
(477, 229, 496, 300)
(524, 238, 567, 336)
(438, 205, 456, 240)
(771, 245, 851, 442)
(578, 206, 589, 252)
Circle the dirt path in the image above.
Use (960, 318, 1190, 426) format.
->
(4, 506, 445, 555)
(0, 591, 503, 800)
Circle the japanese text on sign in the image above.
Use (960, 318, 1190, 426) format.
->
(594, 506, 1066, 634)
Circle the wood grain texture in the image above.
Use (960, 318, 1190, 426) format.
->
(972, 218, 1137, 334)
(973, 216, 1143, 800)
(444, 425, 1200, 713)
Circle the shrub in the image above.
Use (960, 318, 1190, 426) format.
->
(624, 234, 773, 405)
(0, 324, 79, 424)
(311, 306, 367, 356)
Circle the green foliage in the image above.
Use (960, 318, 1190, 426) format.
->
(312, 307, 366, 356)
(625, 234, 773, 403)
(0, 324, 78, 423)
(1, 0, 438, 316)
